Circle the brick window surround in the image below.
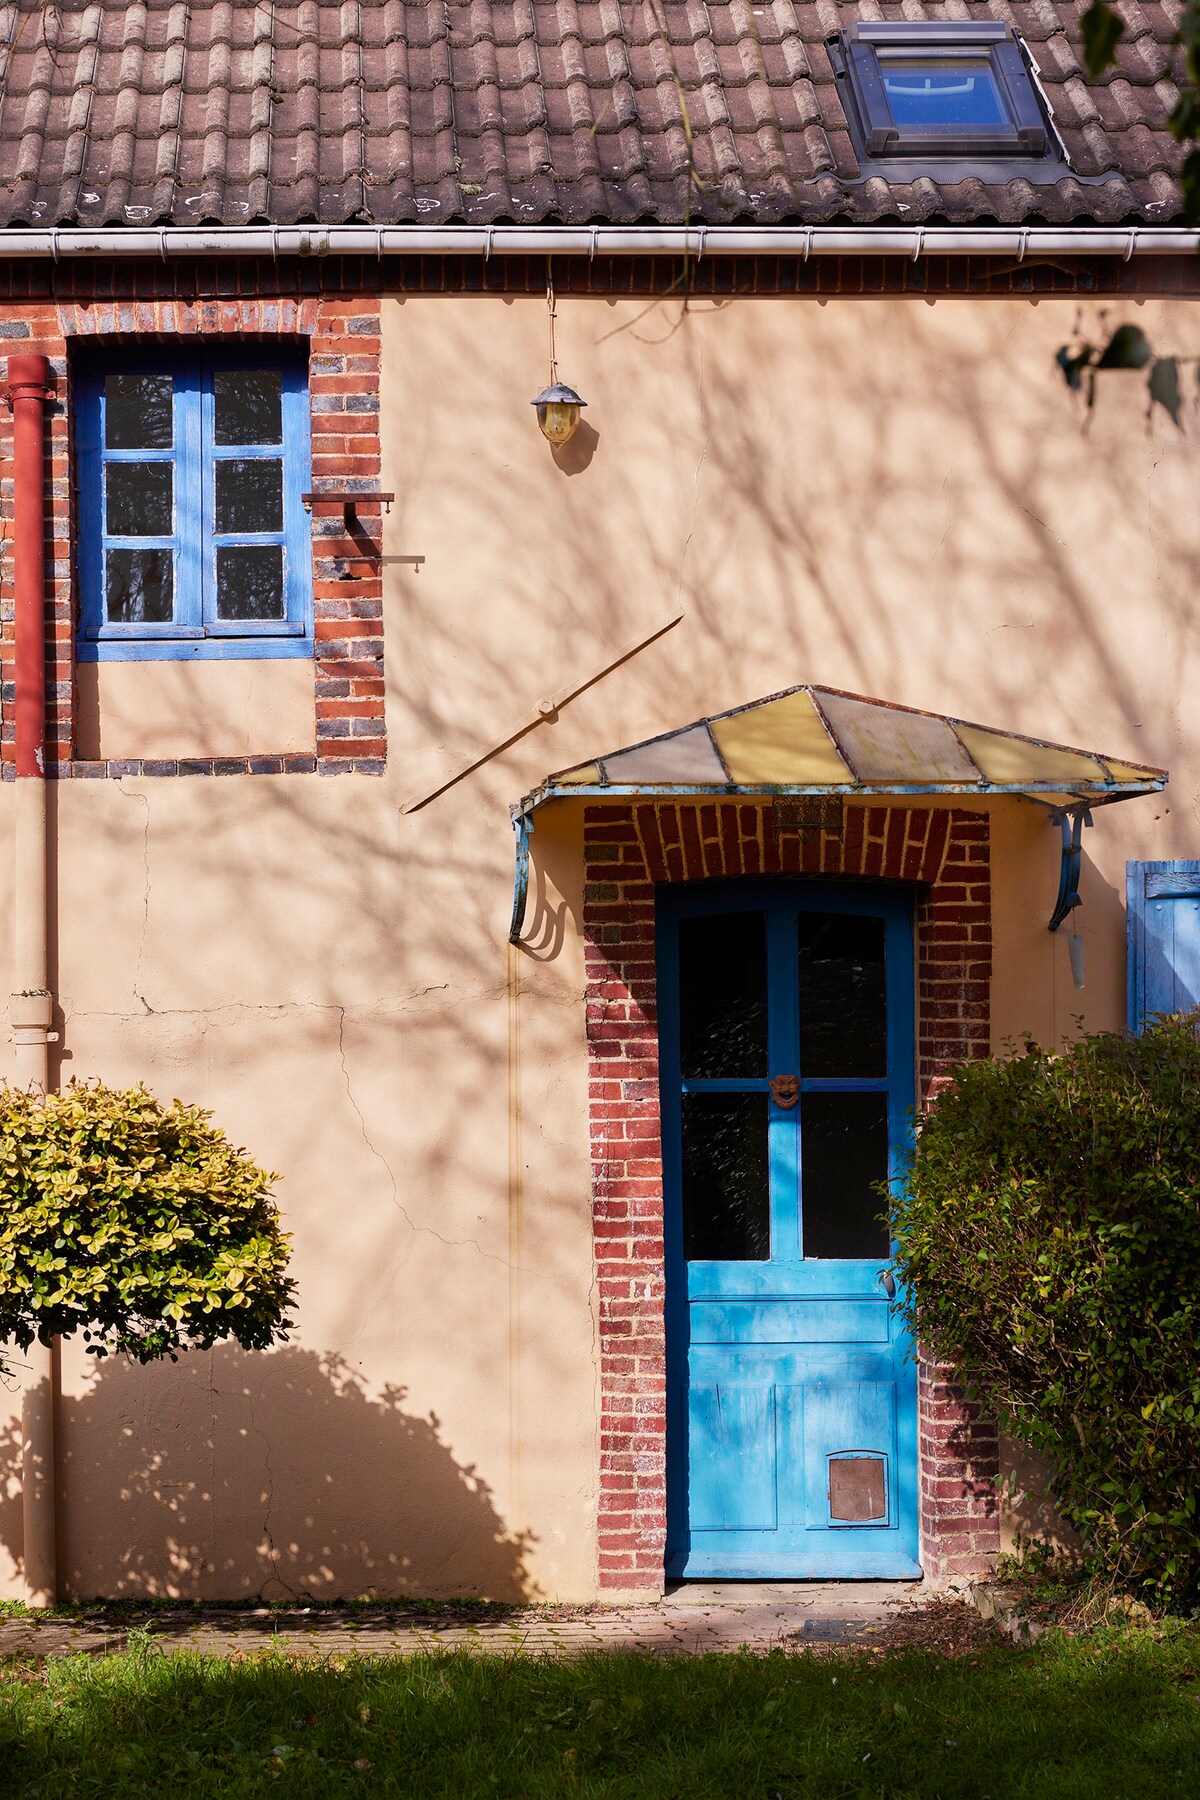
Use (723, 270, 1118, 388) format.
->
(583, 799, 1000, 1595)
(0, 291, 384, 777)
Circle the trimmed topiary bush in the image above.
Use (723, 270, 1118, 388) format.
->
(0, 1081, 294, 1369)
(891, 1015, 1200, 1603)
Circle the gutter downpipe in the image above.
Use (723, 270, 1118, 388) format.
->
(0, 225, 1193, 259)
(6, 352, 56, 1608)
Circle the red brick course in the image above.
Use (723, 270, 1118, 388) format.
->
(582, 800, 1000, 1594)
(0, 285, 384, 777)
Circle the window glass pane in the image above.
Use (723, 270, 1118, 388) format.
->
(679, 913, 768, 1078)
(801, 1093, 890, 1260)
(881, 59, 1007, 130)
(105, 374, 173, 450)
(682, 1093, 769, 1262)
(105, 548, 173, 624)
(215, 458, 283, 535)
(214, 370, 282, 445)
(216, 545, 285, 620)
(105, 462, 172, 538)
(798, 913, 887, 1078)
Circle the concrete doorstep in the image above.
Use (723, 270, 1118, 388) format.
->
(0, 1581, 935, 1661)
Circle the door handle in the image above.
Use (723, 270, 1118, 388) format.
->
(769, 1074, 800, 1109)
(878, 1268, 897, 1300)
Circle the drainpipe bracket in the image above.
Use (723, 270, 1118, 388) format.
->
(10, 989, 53, 1038)
(3, 360, 56, 410)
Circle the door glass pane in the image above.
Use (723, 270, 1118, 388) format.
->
(105, 548, 173, 624)
(682, 1093, 769, 1261)
(679, 913, 767, 1078)
(215, 458, 283, 534)
(214, 370, 283, 445)
(216, 545, 285, 620)
(801, 1093, 890, 1260)
(798, 913, 887, 1077)
(105, 463, 172, 537)
(105, 374, 173, 449)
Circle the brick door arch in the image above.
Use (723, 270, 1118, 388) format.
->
(582, 800, 1000, 1596)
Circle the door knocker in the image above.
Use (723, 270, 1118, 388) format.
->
(769, 1074, 800, 1109)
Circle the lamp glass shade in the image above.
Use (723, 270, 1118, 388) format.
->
(532, 382, 586, 447)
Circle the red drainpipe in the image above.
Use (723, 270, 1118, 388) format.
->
(10, 356, 51, 781)
(6, 350, 57, 1606)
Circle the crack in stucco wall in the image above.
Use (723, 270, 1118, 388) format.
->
(247, 1382, 296, 1600)
(336, 1005, 507, 1266)
(676, 333, 708, 607)
(116, 781, 152, 1012)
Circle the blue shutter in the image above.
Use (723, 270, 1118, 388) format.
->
(1127, 861, 1200, 1030)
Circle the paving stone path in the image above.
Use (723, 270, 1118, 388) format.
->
(0, 1580, 930, 1661)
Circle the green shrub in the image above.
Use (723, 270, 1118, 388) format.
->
(890, 1016, 1200, 1603)
(0, 1081, 294, 1368)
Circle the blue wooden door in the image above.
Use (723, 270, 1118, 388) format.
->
(659, 882, 920, 1579)
(1127, 861, 1200, 1029)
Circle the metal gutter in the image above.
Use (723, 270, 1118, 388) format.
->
(0, 224, 1196, 259)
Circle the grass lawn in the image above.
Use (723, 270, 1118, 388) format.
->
(1, 1627, 1198, 1798)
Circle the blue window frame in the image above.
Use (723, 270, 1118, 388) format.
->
(76, 353, 313, 660)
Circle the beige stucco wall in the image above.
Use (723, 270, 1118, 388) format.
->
(75, 659, 316, 760)
(1, 288, 1196, 1600)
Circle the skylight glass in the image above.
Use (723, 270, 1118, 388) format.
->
(880, 60, 1008, 132)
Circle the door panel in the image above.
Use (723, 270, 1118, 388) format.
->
(803, 1380, 897, 1531)
(687, 1383, 777, 1532)
(661, 881, 920, 1579)
(689, 1300, 890, 1345)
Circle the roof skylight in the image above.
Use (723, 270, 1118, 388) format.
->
(830, 21, 1066, 179)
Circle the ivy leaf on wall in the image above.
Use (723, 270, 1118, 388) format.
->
(1148, 357, 1184, 427)
(1056, 346, 1092, 392)
(1080, 2, 1126, 79)
(1095, 324, 1154, 369)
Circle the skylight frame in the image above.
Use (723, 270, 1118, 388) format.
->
(831, 21, 1057, 167)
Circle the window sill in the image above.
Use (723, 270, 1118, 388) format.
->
(76, 637, 315, 663)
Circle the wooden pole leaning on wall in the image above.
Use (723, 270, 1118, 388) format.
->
(7, 352, 57, 1607)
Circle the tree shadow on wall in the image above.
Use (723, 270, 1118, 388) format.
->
(0, 1345, 534, 1604)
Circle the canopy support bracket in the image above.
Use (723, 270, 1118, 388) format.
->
(1048, 804, 1093, 932)
(509, 810, 534, 945)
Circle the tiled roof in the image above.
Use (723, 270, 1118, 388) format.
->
(0, 2, 1186, 230)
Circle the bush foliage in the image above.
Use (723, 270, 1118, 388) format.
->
(0, 1081, 294, 1369)
(891, 1016, 1200, 1602)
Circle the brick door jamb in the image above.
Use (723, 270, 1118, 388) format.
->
(582, 799, 1001, 1598)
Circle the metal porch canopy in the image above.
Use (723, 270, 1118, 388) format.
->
(508, 684, 1167, 943)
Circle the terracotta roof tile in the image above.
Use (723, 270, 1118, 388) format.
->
(0, 0, 1187, 229)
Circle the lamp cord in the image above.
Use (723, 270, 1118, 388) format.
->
(547, 261, 558, 385)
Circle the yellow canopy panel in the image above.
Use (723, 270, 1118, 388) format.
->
(518, 685, 1166, 812)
